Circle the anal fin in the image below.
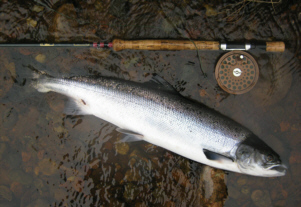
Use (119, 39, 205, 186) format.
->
(64, 98, 90, 115)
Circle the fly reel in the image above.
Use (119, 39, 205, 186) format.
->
(215, 51, 259, 95)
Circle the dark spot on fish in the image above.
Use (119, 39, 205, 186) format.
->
(81, 99, 86, 105)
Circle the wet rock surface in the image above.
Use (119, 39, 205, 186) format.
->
(251, 190, 272, 207)
(0, 185, 12, 201)
(0, 0, 300, 206)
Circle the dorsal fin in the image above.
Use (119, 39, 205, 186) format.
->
(145, 74, 178, 93)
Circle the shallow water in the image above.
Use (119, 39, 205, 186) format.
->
(0, 0, 300, 206)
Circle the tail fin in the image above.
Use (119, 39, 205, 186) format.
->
(27, 65, 52, 78)
(28, 66, 53, 93)
(31, 79, 52, 93)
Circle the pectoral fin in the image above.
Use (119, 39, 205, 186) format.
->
(116, 128, 144, 142)
(203, 149, 234, 163)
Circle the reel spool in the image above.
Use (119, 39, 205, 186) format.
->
(215, 51, 259, 95)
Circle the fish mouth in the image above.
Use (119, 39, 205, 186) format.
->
(267, 164, 287, 175)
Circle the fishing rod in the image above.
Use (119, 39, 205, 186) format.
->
(0, 39, 285, 52)
(0, 39, 286, 95)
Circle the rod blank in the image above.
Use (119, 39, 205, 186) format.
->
(0, 40, 285, 52)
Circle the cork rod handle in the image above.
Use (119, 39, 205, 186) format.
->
(112, 39, 220, 51)
(266, 42, 285, 52)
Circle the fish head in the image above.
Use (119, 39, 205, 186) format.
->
(235, 135, 287, 177)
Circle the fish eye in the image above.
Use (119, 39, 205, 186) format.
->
(266, 154, 274, 162)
